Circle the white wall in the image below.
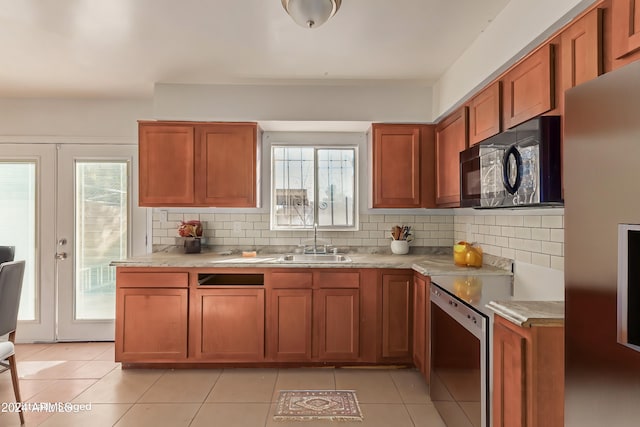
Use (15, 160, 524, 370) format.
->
(153, 83, 433, 123)
(432, 0, 595, 119)
(154, 0, 595, 123)
(0, 98, 151, 137)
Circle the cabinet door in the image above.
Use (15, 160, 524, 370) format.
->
(468, 82, 501, 145)
(138, 124, 195, 206)
(196, 123, 257, 207)
(561, 9, 603, 91)
(612, 0, 640, 59)
(412, 274, 430, 382)
(503, 44, 554, 129)
(493, 318, 527, 427)
(115, 288, 188, 362)
(267, 289, 312, 361)
(190, 289, 264, 361)
(314, 288, 360, 360)
(435, 108, 468, 207)
(381, 273, 412, 360)
(372, 124, 424, 208)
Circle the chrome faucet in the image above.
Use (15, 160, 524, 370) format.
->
(313, 223, 319, 254)
(301, 223, 330, 254)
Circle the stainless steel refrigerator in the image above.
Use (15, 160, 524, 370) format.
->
(564, 60, 640, 426)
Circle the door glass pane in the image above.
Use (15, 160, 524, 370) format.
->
(0, 162, 37, 320)
(75, 161, 128, 320)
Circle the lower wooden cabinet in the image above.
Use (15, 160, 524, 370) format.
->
(115, 267, 418, 367)
(314, 288, 360, 361)
(412, 273, 430, 382)
(381, 272, 413, 361)
(493, 314, 564, 427)
(115, 287, 188, 362)
(267, 270, 360, 362)
(267, 288, 313, 361)
(189, 288, 265, 361)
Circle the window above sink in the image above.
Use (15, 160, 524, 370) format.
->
(270, 145, 358, 231)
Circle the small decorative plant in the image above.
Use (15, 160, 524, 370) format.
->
(178, 220, 203, 238)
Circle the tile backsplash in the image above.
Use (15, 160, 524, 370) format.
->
(152, 209, 565, 271)
(152, 212, 454, 251)
(453, 211, 564, 271)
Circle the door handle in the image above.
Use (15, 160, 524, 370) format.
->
(55, 252, 68, 260)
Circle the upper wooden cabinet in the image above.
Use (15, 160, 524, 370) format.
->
(138, 121, 258, 207)
(612, 0, 640, 59)
(560, 8, 603, 91)
(502, 44, 555, 129)
(139, 124, 196, 205)
(196, 124, 258, 207)
(371, 123, 435, 208)
(435, 107, 468, 207)
(467, 82, 501, 145)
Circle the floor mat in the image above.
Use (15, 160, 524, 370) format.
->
(274, 390, 363, 421)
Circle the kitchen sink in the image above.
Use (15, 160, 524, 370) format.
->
(278, 254, 352, 263)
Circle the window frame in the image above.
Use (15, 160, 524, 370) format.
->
(270, 143, 359, 231)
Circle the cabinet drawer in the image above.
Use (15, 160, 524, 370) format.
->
(118, 272, 189, 288)
(315, 271, 360, 289)
(270, 272, 313, 289)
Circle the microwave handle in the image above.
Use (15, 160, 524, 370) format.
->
(502, 145, 522, 194)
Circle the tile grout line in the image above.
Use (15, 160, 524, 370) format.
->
(200, 368, 223, 404)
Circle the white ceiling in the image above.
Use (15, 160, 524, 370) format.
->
(0, 0, 511, 99)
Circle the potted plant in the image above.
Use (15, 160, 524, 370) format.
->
(178, 220, 203, 253)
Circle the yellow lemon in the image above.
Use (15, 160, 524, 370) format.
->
(453, 243, 468, 266)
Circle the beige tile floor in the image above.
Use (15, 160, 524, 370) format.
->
(0, 343, 446, 427)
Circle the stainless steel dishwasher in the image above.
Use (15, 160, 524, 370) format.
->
(429, 275, 513, 427)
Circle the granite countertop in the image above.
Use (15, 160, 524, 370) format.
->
(486, 300, 565, 327)
(110, 252, 513, 277)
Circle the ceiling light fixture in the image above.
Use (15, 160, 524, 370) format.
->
(281, 0, 342, 29)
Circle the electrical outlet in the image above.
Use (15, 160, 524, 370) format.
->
(233, 222, 242, 233)
(159, 210, 168, 223)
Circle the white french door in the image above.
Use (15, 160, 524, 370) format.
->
(0, 144, 56, 342)
(0, 142, 147, 342)
(56, 144, 146, 341)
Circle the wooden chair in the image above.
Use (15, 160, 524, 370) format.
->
(0, 260, 26, 425)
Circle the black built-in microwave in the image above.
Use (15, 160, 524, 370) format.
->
(459, 115, 563, 208)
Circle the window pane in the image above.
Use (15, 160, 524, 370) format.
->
(273, 147, 314, 227)
(272, 146, 356, 229)
(0, 162, 36, 320)
(75, 162, 128, 320)
(317, 149, 355, 227)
